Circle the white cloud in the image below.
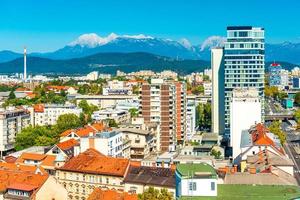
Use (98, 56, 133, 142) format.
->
(200, 36, 226, 51)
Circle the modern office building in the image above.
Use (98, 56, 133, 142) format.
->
(230, 88, 261, 161)
(224, 26, 265, 132)
(141, 79, 187, 152)
(269, 63, 282, 86)
(211, 47, 225, 135)
(293, 77, 300, 89)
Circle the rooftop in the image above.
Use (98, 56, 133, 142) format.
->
(176, 163, 216, 179)
(87, 188, 137, 200)
(124, 166, 175, 188)
(56, 139, 79, 151)
(58, 148, 129, 177)
(0, 163, 48, 193)
(224, 172, 297, 185)
(16, 153, 56, 168)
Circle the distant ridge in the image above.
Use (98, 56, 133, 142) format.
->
(0, 52, 210, 75)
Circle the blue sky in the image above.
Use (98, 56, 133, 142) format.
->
(1, 0, 300, 52)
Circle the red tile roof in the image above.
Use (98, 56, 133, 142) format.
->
(4, 156, 17, 163)
(60, 122, 107, 137)
(250, 123, 284, 154)
(57, 139, 79, 151)
(16, 153, 56, 168)
(33, 104, 45, 112)
(58, 149, 129, 177)
(0, 163, 48, 193)
(7, 183, 38, 191)
(87, 188, 137, 200)
(46, 85, 70, 91)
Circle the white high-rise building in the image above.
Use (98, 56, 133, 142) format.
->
(211, 47, 225, 135)
(224, 26, 265, 132)
(230, 88, 261, 161)
(23, 47, 27, 81)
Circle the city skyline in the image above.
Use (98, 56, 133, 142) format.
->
(1, 0, 300, 52)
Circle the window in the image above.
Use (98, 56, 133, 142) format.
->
(211, 182, 215, 191)
(189, 182, 196, 191)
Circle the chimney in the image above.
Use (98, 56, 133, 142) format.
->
(24, 47, 27, 81)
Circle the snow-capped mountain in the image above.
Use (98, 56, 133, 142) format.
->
(1, 33, 300, 64)
(39, 33, 201, 60)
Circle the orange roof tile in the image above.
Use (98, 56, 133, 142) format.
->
(87, 188, 137, 200)
(0, 163, 48, 193)
(16, 153, 56, 168)
(60, 122, 108, 138)
(7, 183, 38, 191)
(15, 87, 30, 92)
(33, 104, 45, 112)
(47, 85, 70, 91)
(60, 129, 74, 137)
(0, 163, 47, 174)
(19, 153, 47, 161)
(4, 156, 17, 163)
(250, 123, 284, 154)
(57, 139, 79, 151)
(58, 149, 129, 177)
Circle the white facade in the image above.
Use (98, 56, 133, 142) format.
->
(230, 88, 261, 160)
(34, 104, 82, 126)
(280, 69, 289, 88)
(85, 71, 98, 81)
(211, 48, 225, 135)
(204, 69, 212, 80)
(178, 178, 217, 197)
(203, 82, 212, 96)
(91, 108, 130, 124)
(186, 102, 196, 140)
(80, 131, 123, 157)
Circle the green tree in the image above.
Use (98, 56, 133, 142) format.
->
(106, 119, 118, 128)
(138, 187, 173, 200)
(78, 100, 99, 123)
(196, 103, 211, 130)
(211, 149, 221, 159)
(295, 92, 300, 105)
(15, 125, 57, 151)
(55, 113, 82, 133)
(191, 85, 204, 95)
(203, 75, 210, 81)
(129, 108, 139, 118)
(268, 120, 286, 145)
(132, 85, 140, 95)
(8, 90, 16, 100)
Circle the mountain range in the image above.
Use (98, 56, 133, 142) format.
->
(0, 33, 299, 74)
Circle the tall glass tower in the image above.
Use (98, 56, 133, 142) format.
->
(224, 26, 265, 132)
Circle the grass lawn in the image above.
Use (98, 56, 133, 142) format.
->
(180, 184, 300, 200)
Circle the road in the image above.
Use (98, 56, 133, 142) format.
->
(284, 128, 300, 185)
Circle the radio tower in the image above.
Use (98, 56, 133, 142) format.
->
(23, 47, 27, 81)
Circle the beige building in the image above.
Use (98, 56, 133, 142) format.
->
(56, 149, 130, 200)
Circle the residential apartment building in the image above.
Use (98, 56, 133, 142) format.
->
(91, 108, 130, 124)
(269, 63, 289, 89)
(33, 104, 82, 126)
(141, 79, 187, 152)
(224, 26, 265, 132)
(0, 107, 31, 156)
(186, 101, 196, 140)
(211, 47, 225, 135)
(56, 149, 130, 200)
(80, 131, 125, 157)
